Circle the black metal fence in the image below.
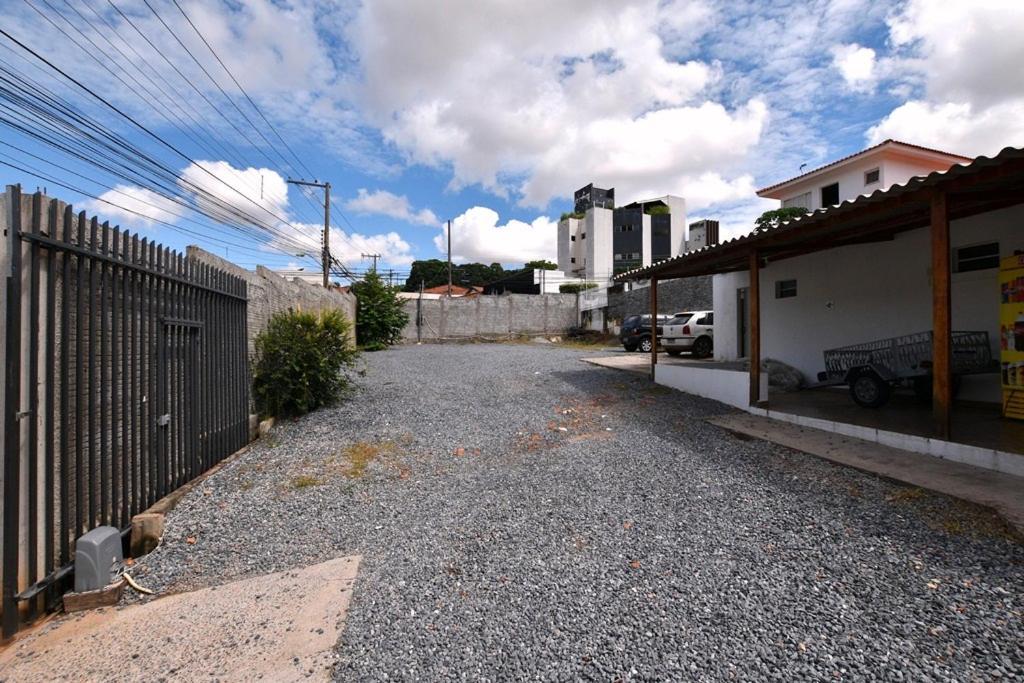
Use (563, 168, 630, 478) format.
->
(1, 186, 250, 637)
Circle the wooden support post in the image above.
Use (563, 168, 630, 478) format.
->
(749, 251, 761, 406)
(931, 191, 952, 439)
(650, 277, 658, 379)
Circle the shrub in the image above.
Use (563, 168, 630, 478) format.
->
(559, 282, 599, 294)
(559, 211, 585, 221)
(644, 204, 670, 215)
(351, 271, 409, 349)
(252, 309, 359, 418)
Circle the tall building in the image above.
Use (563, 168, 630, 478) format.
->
(557, 184, 693, 281)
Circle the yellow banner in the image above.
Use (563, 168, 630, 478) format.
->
(999, 254, 1024, 418)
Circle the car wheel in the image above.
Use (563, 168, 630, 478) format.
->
(639, 337, 653, 353)
(622, 343, 638, 352)
(692, 336, 713, 358)
(666, 350, 682, 357)
(849, 371, 891, 408)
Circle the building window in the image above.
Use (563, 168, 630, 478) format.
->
(782, 192, 811, 210)
(864, 168, 880, 185)
(570, 257, 576, 264)
(613, 253, 623, 261)
(570, 235, 575, 242)
(581, 233, 586, 239)
(821, 183, 839, 207)
(955, 242, 999, 273)
(775, 279, 797, 299)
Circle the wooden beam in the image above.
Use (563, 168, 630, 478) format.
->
(931, 190, 952, 439)
(749, 251, 761, 406)
(650, 277, 658, 379)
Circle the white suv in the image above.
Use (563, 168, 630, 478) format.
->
(661, 310, 713, 358)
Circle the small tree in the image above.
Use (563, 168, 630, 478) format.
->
(252, 309, 359, 418)
(351, 270, 409, 350)
(754, 207, 808, 232)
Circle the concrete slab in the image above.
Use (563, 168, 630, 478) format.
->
(0, 555, 361, 682)
(708, 412, 1024, 535)
(581, 355, 650, 374)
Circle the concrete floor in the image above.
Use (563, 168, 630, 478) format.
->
(769, 387, 1024, 455)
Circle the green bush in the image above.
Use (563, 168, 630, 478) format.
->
(644, 204, 670, 215)
(559, 211, 585, 221)
(559, 282, 599, 294)
(351, 270, 409, 349)
(252, 309, 359, 418)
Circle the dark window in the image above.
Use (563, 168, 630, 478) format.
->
(864, 168, 880, 185)
(955, 242, 999, 273)
(570, 257, 576, 264)
(696, 313, 714, 325)
(570, 235, 575, 242)
(581, 233, 586, 239)
(775, 279, 797, 299)
(821, 183, 839, 206)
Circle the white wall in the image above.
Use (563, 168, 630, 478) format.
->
(585, 208, 613, 280)
(712, 203, 1024, 402)
(656, 364, 767, 409)
(777, 150, 965, 211)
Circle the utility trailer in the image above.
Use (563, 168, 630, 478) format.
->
(813, 331, 994, 408)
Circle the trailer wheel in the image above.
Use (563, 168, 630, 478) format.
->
(850, 371, 891, 408)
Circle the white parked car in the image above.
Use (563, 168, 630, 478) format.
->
(661, 310, 714, 358)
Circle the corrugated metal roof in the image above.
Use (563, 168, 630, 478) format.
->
(616, 145, 1024, 282)
(755, 139, 974, 196)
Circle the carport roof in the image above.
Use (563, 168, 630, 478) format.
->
(615, 145, 1024, 282)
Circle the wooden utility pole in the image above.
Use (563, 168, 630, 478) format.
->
(447, 219, 453, 297)
(286, 178, 331, 288)
(650, 277, 659, 380)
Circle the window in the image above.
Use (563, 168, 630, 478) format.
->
(864, 168, 880, 185)
(570, 257, 576, 264)
(821, 183, 839, 206)
(955, 242, 999, 273)
(614, 253, 623, 261)
(696, 312, 714, 325)
(775, 279, 797, 299)
(581, 233, 586, 239)
(782, 192, 811, 210)
(570, 235, 575, 242)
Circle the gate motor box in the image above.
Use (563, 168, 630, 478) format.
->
(74, 526, 123, 592)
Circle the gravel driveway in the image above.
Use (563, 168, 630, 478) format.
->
(131, 343, 1023, 681)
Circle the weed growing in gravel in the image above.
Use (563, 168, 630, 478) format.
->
(291, 474, 322, 489)
(339, 441, 397, 478)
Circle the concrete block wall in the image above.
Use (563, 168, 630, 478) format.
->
(402, 293, 579, 341)
(187, 246, 357, 357)
(608, 275, 712, 322)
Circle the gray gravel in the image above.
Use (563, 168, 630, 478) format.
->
(130, 343, 1024, 681)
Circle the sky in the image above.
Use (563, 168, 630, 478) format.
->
(1, 0, 1023, 283)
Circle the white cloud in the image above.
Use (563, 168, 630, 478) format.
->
(344, 188, 439, 226)
(178, 160, 290, 227)
(81, 185, 179, 229)
(347, 0, 765, 208)
(831, 43, 876, 92)
(268, 222, 414, 268)
(871, 0, 1024, 155)
(433, 207, 556, 265)
(867, 100, 1024, 157)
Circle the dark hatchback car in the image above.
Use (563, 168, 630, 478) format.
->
(619, 314, 670, 352)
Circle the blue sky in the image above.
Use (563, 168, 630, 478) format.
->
(1, 0, 1022, 283)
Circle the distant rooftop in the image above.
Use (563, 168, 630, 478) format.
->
(756, 139, 972, 197)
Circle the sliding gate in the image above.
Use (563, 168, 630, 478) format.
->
(1, 187, 250, 637)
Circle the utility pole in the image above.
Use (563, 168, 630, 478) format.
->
(286, 178, 331, 288)
(417, 279, 424, 343)
(447, 218, 452, 297)
(362, 253, 381, 272)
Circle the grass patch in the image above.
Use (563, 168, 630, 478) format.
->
(291, 474, 322, 489)
(339, 440, 397, 478)
(888, 487, 926, 503)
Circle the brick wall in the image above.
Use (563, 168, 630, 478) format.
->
(401, 293, 579, 341)
(187, 246, 357, 357)
(607, 275, 713, 321)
